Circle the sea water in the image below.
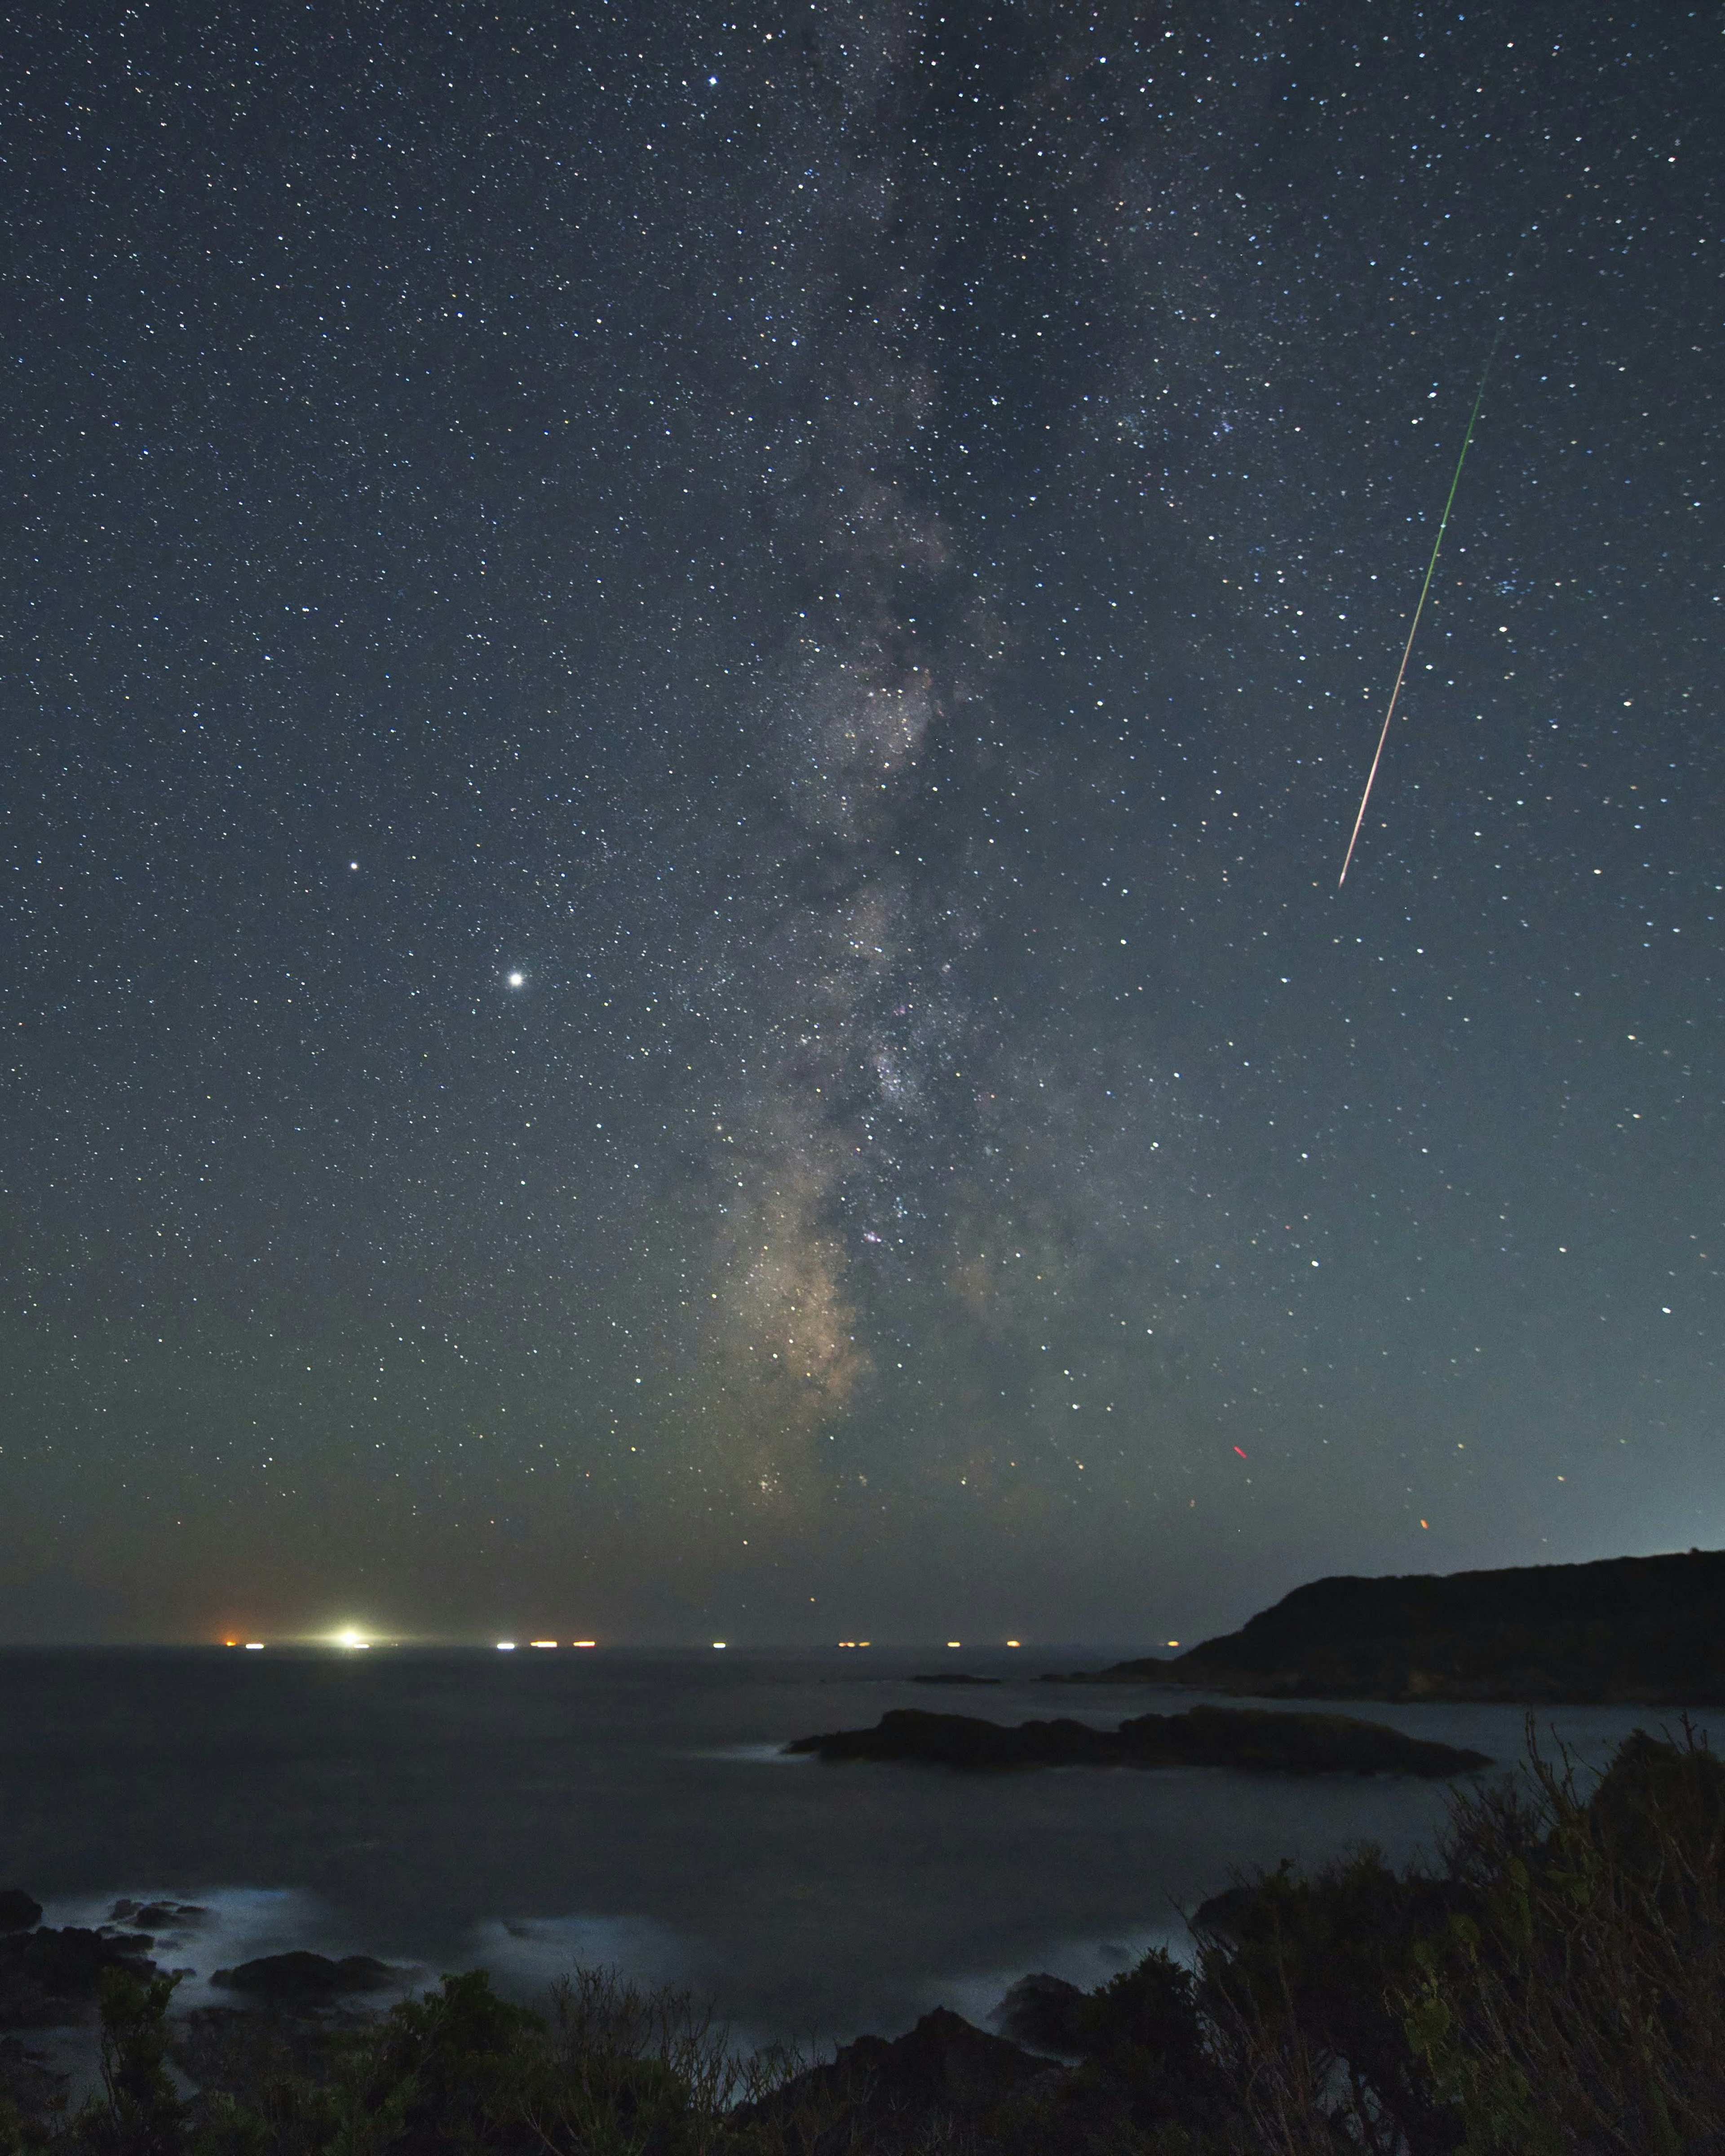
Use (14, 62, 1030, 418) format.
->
(0, 1647, 1701, 2047)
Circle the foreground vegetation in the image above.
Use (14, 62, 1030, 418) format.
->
(3, 1723, 1720, 2154)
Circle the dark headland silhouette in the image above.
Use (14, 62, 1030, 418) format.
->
(1047, 1548, 1725, 1704)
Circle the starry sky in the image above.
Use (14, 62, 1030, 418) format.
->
(2, 1, 1720, 1647)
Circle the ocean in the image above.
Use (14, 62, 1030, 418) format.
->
(0, 1647, 1698, 2049)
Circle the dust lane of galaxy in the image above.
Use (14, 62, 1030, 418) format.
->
(1, 1, 1719, 1643)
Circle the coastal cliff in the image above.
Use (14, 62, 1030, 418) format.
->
(1055, 1548, 1725, 1703)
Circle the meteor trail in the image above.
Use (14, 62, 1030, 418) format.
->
(1337, 331, 1507, 888)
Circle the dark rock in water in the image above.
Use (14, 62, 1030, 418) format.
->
(911, 1673, 1000, 1686)
(1043, 1549, 1725, 1704)
(111, 1898, 207, 1929)
(990, 1972, 1088, 2056)
(785, 1704, 1489, 1777)
(740, 2007, 1050, 2139)
(210, 1952, 396, 2006)
(127, 1901, 204, 1930)
(0, 1893, 41, 1935)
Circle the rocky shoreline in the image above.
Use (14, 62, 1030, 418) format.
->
(3, 1719, 1719, 2151)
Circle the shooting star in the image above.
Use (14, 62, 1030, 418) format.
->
(1337, 326, 1509, 888)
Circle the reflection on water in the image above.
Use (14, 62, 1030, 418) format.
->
(0, 1648, 1708, 2045)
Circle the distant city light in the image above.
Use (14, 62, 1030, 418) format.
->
(1166, 1640, 1180, 1648)
(335, 1629, 370, 1650)
(245, 1642, 265, 1651)
(712, 1641, 726, 1649)
(571, 1639, 597, 1648)
(496, 1641, 516, 1651)
(529, 1640, 557, 1648)
(1006, 1639, 1021, 1648)
(947, 1641, 961, 1648)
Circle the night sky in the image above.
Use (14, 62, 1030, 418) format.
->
(3, 2, 1719, 1647)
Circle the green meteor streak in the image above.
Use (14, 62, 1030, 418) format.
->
(1337, 339, 1504, 889)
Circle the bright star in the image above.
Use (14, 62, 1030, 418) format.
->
(507, 972, 525, 988)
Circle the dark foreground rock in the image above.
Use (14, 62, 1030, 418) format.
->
(991, 1971, 1089, 2055)
(0, 2034, 68, 2122)
(785, 1704, 1489, 1776)
(210, 1952, 398, 2007)
(0, 1892, 42, 1935)
(1045, 1548, 1725, 1704)
(739, 2006, 1052, 2142)
(911, 1672, 1000, 1686)
(0, 1925, 159, 2029)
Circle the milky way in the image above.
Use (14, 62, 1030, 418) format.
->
(2, 1, 1720, 1642)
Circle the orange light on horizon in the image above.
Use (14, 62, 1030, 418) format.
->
(571, 1640, 597, 1648)
(529, 1640, 558, 1649)
(946, 1641, 961, 1648)
(1006, 1639, 1021, 1648)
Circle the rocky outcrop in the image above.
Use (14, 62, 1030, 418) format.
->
(990, 1972, 1088, 2056)
(111, 1899, 208, 1930)
(739, 2006, 1052, 2143)
(0, 1924, 157, 2029)
(1047, 1549, 1725, 1704)
(0, 1893, 41, 1936)
(785, 1704, 1489, 1776)
(210, 1952, 397, 2006)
